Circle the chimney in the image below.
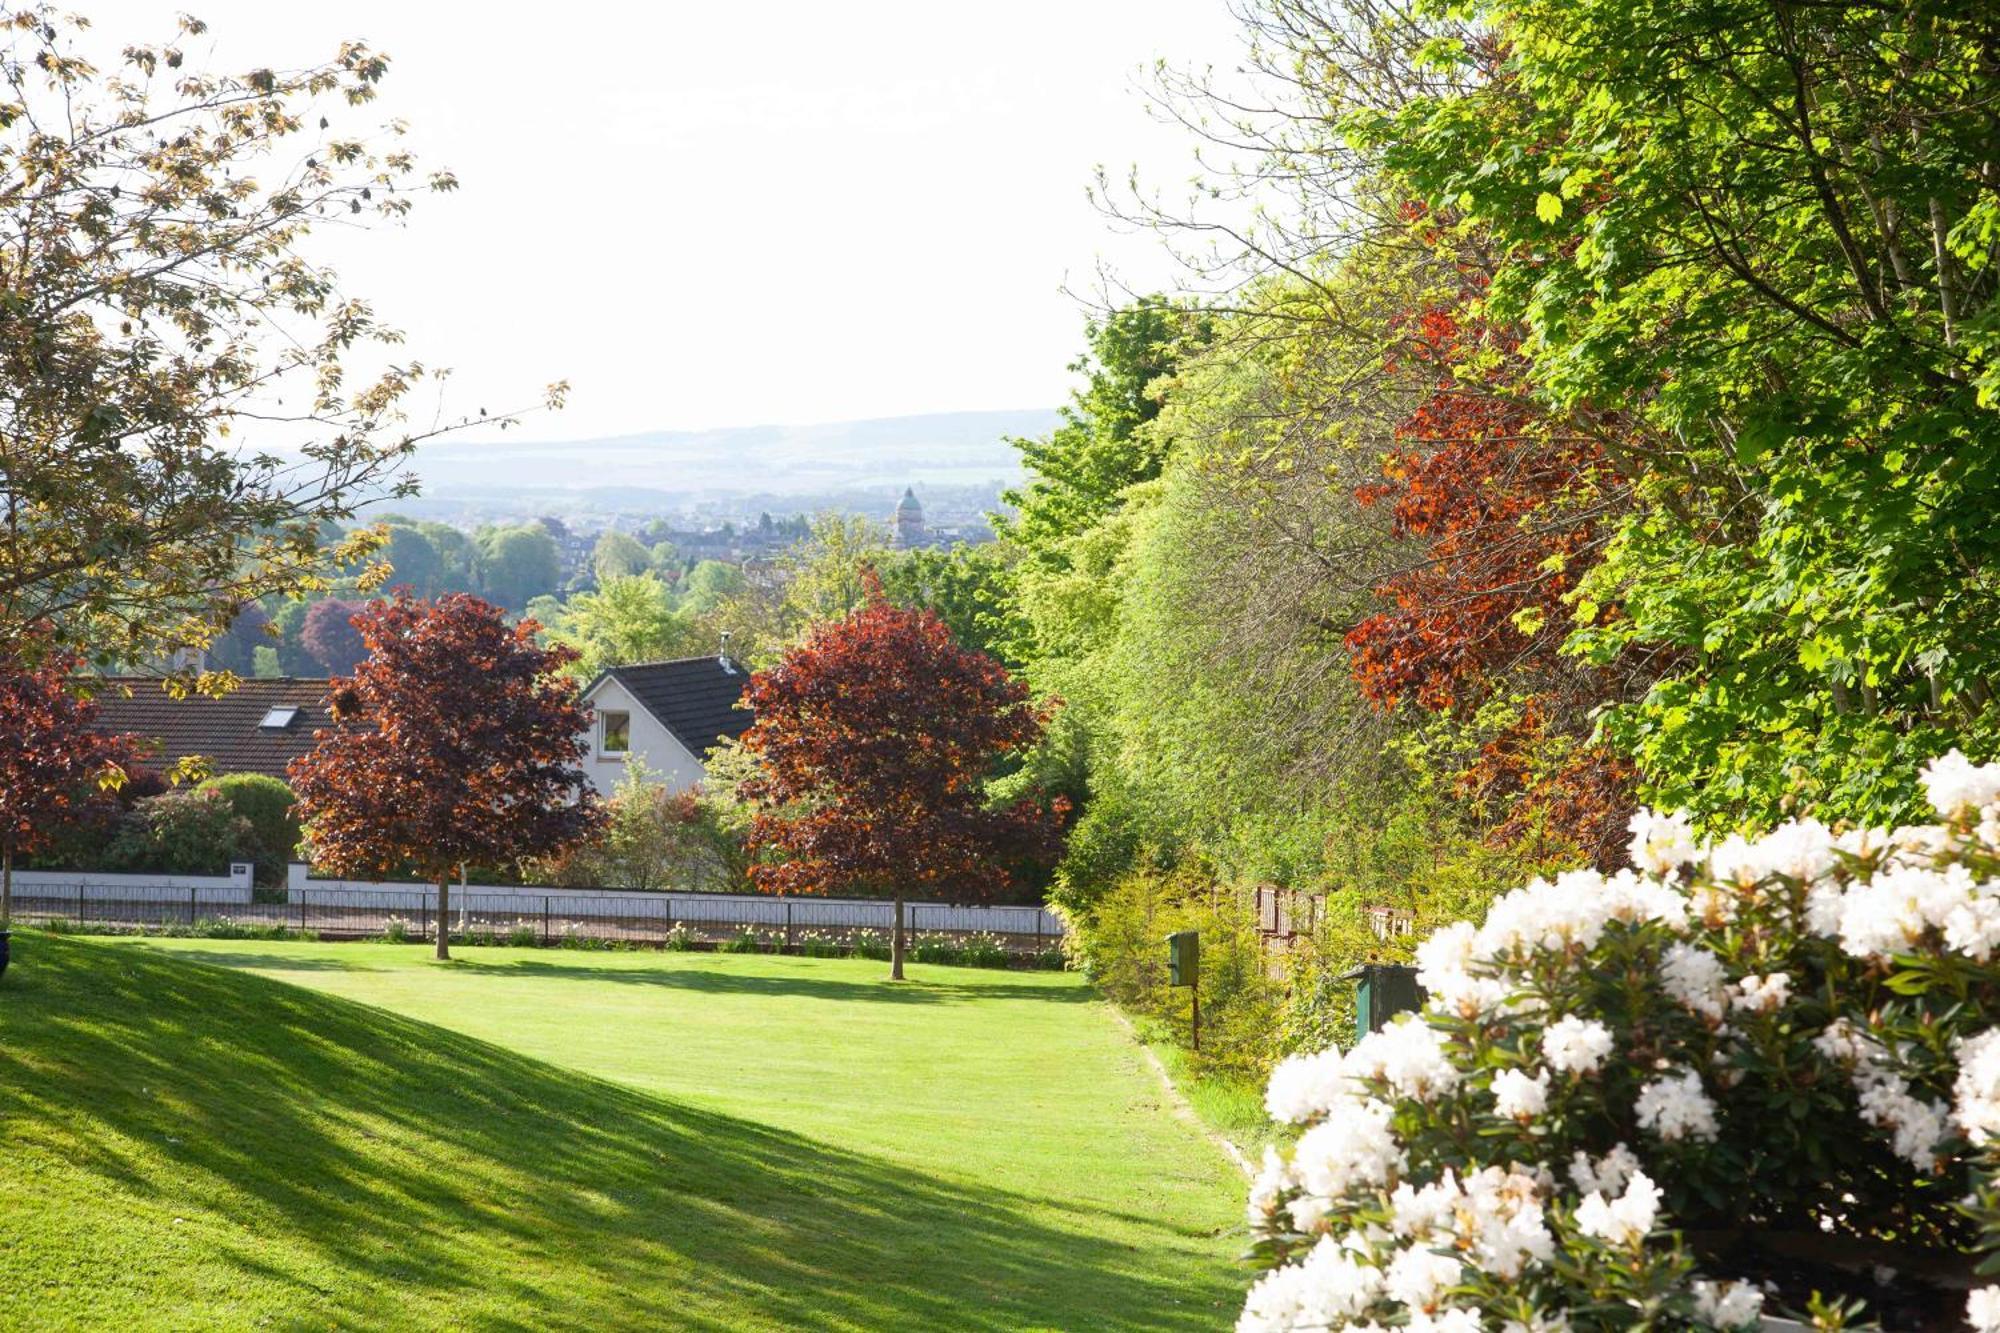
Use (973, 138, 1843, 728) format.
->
(719, 630, 735, 673)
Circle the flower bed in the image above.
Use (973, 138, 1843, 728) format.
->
(1241, 753, 2000, 1331)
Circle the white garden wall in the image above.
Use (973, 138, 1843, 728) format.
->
(8, 863, 254, 905)
(286, 863, 1062, 936)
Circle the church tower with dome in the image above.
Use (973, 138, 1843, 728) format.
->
(894, 487, 926, 548)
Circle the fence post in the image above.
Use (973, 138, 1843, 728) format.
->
(188, 885, 197, 926)
(785, 900, 794, 952)
(298, 889, 306, 934)
(543, 895, 551, 946)
(77, 883, 85, 926)
(421, 897, 430, 944)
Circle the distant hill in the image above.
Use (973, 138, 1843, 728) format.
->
(404, 408, 1058, 503)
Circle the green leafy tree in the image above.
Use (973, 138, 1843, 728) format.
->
(377, 522, 446, 597)
(545, 574, 695, 679)
(592, 531, 653, 585)
(0, 7, 560, 665)
(880, 544, 1025, 664)
(474, 525, 562, 611)
(997, 299, 1206, 582)
(678, 560, 747, 616)
(1359, 0, 2000, 827)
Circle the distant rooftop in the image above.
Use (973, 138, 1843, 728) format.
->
(91, 677, 330, 781)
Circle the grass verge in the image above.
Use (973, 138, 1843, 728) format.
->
(0, 933, 1243, 1331)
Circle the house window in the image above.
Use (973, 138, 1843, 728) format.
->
(600, 710, 631, 755)
(259, 706, 299, 731)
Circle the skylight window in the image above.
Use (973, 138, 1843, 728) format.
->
(259, 706, 299, 730)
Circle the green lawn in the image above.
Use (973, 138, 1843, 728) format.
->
(0, 933, 1244, 1330)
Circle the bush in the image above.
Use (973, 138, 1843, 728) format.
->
(105, 787, 256, 875)
(910, 934, 964, 965)
(662, 923, 698, 951)
(850, 929, 892, 961)
(1069, 865, 1282, 1080)
(197, 773, 299, 886)
(959, 932, 1013, 969)
(719, 928, 764, 954)
(1239, 752, 2000, 1331)
(798, 929, 847, 958)
(381, 916, 411, 943)
(532, 761, 749, 892)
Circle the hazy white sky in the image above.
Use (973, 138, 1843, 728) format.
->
(86, 1, 1242, 440)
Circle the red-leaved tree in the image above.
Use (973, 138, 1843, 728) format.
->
(289, 592, 603, 959)
(740, 573, 1066, 979)
(0, 640, 137, 928)
(1345, 296, 1639, 864)
(300, 597, 369, 676)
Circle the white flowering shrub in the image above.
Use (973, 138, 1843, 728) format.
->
(1242, 752, 2000, 1331)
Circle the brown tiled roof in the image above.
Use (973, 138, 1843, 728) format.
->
(90, 677, 331, 782)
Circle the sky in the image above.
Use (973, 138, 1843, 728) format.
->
(86, 1, 1245, 441)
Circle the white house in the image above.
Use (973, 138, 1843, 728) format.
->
(578, 653, 754, 797)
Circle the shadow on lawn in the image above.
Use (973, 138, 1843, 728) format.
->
(0, 935, 1229, 1332)
(440, 954, 1096, 1006)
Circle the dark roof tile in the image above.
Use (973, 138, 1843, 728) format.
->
(600, 657, 753, 758)
(90, 677, 330, 782)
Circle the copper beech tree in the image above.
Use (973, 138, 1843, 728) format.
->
(289, 593, 602, 959)
(740, 574, 1066, 980)
(0, 640, 136, 930)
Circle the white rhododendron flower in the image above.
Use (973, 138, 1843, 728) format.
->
(1346, 1017, 1461, 1101)
(1731, 972, 1790, 1014)
(1691, 1279, 1765, 1329)
(1922, 750, 2000, 820)
(1239, 753, 2000, 1329)
(1634, 1069, 1720, 1142)
(1854, 1075, 1948, 1168)
(1574, 1169, 1660, 1246)
(1237, 1234, 1386, 1332)
(1265, 1048, 1355, 1125)
(1598, 867, 1690, 928)
(1627, 808, 1699, 875)
(1248, 1147, 1294, 1231)
(1659, 942, 1729, 1022)
(1568, 1143, 1640, 1197)
(1955, 1030, 2000, 1145)
(1384, 1243, 1462, 1309)
(1835, 863, 1980, 958)
(1491, 1067, 1550, 1120)
(1291, 1098, 1405, 1203)
(1708, 818, 1838, 886)
(1968, 1284, 2000, 1333)
(1389, 1175, 1460, 1239)
(1542, 1016, 1613, 1075)
(1813, 1017, 1885, 1068)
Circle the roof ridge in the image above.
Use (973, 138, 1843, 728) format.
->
(609, 655, 746, 671)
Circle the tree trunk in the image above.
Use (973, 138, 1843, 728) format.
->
(890, 893, 905, 981)
(2, 845, 12, 930)
(435, 874, 451, 961)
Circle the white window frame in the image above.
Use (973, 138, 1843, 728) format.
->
(599, 709, 631, 756)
